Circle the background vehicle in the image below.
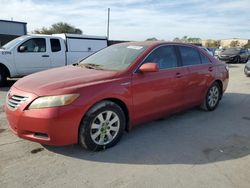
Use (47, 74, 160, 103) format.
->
(200, 47, 213, 56)
(0, 33, 107, 86)
(218, 48, 249, 63)
(244, 61, 250, 76)
(5, 42, 229, 151)
(214, 48, 225, 58)
(207, 47, 216, 56)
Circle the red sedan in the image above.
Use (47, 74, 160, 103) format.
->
(5, 42, 229, 151)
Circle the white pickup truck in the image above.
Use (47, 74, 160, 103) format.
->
(0, 33, 107, 86)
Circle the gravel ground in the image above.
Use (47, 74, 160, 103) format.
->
(0, 64, 250, 188)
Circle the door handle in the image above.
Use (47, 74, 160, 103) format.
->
(42, 55, 49, 57)
(175, 72, 182, 78)
(208, 67, 213, 72)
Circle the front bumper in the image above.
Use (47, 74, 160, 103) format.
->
(5, 87, 84, 146)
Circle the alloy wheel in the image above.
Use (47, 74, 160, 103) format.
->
(208, 86, 219, 108)
(90, 110, 120, 145)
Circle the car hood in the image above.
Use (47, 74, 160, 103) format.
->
(220, 51, 239, 56)
(13, 65, 119, 96)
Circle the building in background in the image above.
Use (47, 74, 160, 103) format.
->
(202, 38, 249, 48)
(0, 19, 27, 46)
(220, 38, 249, 47)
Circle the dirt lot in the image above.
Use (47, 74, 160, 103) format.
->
(0, 64, 250, 188)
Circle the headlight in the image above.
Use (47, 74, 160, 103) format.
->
(28, 94, 79, 109)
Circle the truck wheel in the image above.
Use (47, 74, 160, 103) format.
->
(79, 100, 125, 151)
(0, 69, 7, 87)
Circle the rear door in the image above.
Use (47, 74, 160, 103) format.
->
(178, 46, 215, 106)
(50, 38, 66, 68)
(132, 45, 189, 124)
(14, 37, 51, 75)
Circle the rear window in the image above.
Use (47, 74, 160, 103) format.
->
(200, 52, 211, 64)
(179, 46, 201, 66)
(50, 39, 61, 52)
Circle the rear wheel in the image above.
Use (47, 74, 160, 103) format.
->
(200, 82, 221, 111)
(0, 69, 7, 87)
(79, 100, 125, 151)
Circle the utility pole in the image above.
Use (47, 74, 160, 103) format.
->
(107, 8, 110, 40)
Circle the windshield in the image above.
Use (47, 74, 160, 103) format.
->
(1, 36, 27, 50)
(79, 44, 147, 71)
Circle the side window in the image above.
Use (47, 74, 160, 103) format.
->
(179, 46, 201, 66)
(50, 39, 61, 52)
(143, 46, 178, 69)
(19, 38, 46, 53)
(200, 52, 211, 64)
(241, 49, 246, 53)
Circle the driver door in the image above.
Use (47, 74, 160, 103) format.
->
(131, 45, 189, 125)
(14, 38, 51, 75)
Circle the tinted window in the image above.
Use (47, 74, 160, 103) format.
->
(240, 49, 246, 53)
(19, 38, 46, 52)
(200, 52, 211, 64)
(50, 39, 61, 52)
(143, 46, 178, 69)
(179, 46, 201, 66)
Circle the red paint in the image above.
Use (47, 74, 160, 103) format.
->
(5, 42, 229, 146)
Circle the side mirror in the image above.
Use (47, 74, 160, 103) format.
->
(18, 46, 27, 52)
(139, 62, 159, 73)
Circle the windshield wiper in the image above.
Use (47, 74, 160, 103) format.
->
(77, 63, 104, 70)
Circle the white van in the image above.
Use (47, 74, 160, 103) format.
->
(0, 33, 107, 86)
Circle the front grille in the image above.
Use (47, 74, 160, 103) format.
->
(7, 95, 28, 110)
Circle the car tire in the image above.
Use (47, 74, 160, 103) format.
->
(244, 67, 250, 77)
(200, 82, 221, 111)
(78, 100, 126, 151)
(235, 56, 241, 64)
(0, 69, 7, 87)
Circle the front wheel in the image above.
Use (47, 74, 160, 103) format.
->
(200, 82, 221, 111)
(79, 100, 125, 151)
(245, 67, 250, 77)
(235, 56, 241, 64)
(0, 69, 7, 87)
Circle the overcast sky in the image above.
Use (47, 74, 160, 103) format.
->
(0, 0, 249, 40)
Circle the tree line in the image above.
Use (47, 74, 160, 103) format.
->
(33, 22, 249, 48)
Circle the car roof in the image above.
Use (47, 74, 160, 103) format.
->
(117, 41, 200, 48)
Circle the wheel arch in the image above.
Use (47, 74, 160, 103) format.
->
(78, 97, 130, 136)
(104, 98, 130, 131)
(214, 79, 223, 99)
(0, 63, 11, 77)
